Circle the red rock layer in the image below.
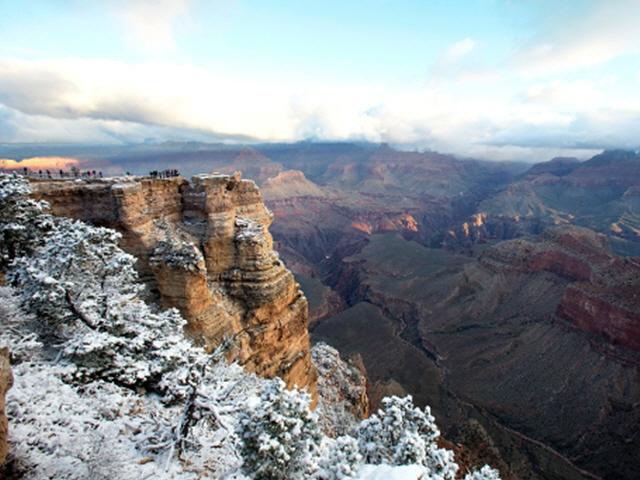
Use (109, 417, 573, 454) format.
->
(481, 226, 640, 351)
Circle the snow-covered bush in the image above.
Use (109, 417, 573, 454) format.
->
(424, 444, 459, 480)
(0, 173, 52, 269)
(0, 285, 264, 479)
(0, 287, 42, 363)
(312, 343, 367, 437)
(464, 465, 502, 480)
(318, 435, 362, 480)
(10, 217, 140, 327)
(238, 378, 323, 480)
(358, 396, 439, 462)
(8, 216, 207, 401)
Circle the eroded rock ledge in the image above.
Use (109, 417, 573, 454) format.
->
(31, 174, 317, 400)
(480, 225, 640, 351)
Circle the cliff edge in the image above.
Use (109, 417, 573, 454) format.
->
(31, 173, 317, 400)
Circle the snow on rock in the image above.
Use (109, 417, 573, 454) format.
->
(312, 343, 369, 436)
(234, 217, 265, 243)
(150, 236, 205, 273)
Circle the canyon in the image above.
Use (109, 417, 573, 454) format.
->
(10, 142, 640, 479)
(234, 145, 639, 479)
(315, 227, 640, 480)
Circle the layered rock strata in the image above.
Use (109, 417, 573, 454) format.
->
(31, 174, 317, 400)
(481, 226, 640, 351)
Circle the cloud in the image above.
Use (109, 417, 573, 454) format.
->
(113, 0, 191, 53)
(0, 157, 79, 171)
(429, 38, 482, 81)
(443, 38, 476, 63)
(0, 57, 638, 162)
(512, 1, 640, 77)
(522, 80, 603, 110)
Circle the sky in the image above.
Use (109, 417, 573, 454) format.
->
(0, 0, 639, 162)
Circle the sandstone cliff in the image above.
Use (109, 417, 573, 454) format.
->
(31, 174, 317, 400)
(0, 347, 12, 465)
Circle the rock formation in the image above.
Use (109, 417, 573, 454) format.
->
(311, 343, 369, 436)
(481, 226, 640, 351)
(261, 170, 326, 200)
(0, 347, 12, 465)
(446, 150, 640, 252)
(30, 174, 317, 401)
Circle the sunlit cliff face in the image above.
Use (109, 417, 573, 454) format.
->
(0, 156, 79, 171)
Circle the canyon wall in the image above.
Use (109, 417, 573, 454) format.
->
(31, 174, 317, 401)
(480, 226, 640, 351)
(0, 347, 11, 465)
(314, 227, 640, 479)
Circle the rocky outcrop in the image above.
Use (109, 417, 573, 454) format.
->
(261, 170, 326, 200)
(30, 174, 317, 401)
(0, 348, 12, 465)
(559, 285, 640, 350)
(481, 226, 640, 351)
(312, 343, 369, 436)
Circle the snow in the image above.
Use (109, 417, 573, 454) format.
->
(235, 217, 265, 243)
(356, 464, 428, 480)
(312, 343, 366, 437)
(2, 284, 270, 479)
(150, 236, 204, 272)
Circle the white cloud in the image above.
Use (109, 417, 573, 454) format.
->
(521, 75, 640, 114)
(0, 57, 638, 161)
(430, 38, 481, 81)
(443, 38, 476, 63)
(513, 1, 640, 77)
(113, 0, 191, 53)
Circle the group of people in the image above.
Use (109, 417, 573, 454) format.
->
(75, 170, 103, 178)
(8, 167, 104, 179)
(149, 169, 180, 178)
(3, 167, 181, 179)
